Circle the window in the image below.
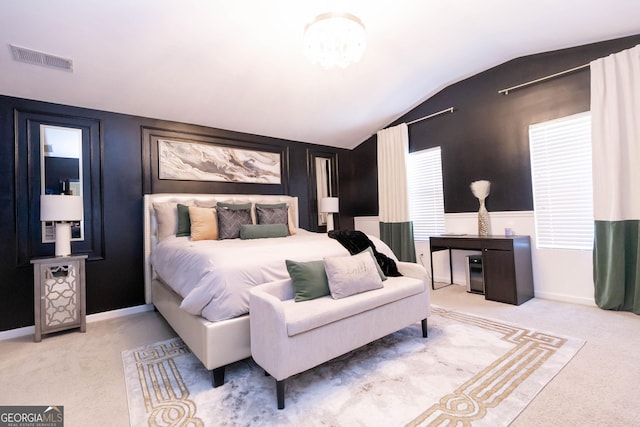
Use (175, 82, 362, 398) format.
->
(407, 147, 445, 241)
(529, 112, 593, 250)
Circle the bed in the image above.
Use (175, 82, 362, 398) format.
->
(143, 193, 397, 387)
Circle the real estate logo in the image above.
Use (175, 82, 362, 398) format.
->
(0, 406, 63, 427)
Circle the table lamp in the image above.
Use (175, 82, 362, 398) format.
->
(319, 197, 339, 232)
(41, 194, 83, 256)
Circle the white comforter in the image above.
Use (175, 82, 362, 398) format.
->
(151, 229, 398, 322)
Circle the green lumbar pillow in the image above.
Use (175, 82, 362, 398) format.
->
(240, 224, 289, 240)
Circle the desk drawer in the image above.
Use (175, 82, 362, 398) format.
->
(482, 239, 514, 250)
(430, 237, 482, 250)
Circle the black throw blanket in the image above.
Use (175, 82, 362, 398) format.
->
(328, 229, 402, 277)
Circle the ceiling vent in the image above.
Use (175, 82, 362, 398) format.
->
(9, 44, 73, 72)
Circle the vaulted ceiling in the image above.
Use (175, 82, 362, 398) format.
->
(1, 1, 639, 149)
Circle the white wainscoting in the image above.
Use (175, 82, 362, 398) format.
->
(415, 211, 596, 306)
(354, 216, 380, 238)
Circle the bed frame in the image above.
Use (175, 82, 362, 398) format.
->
(143, 193, 299, 386)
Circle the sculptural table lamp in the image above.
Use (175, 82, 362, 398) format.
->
(319, 197, 339, 232)
(41, 194, 83, 256)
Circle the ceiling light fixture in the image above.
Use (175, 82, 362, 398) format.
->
(304, 12, 366, 69)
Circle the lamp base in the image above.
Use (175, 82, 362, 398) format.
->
(326, 214, 334, 232)
(55, 222, 72, 257)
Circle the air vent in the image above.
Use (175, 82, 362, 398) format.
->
(9, 44, 73, 72)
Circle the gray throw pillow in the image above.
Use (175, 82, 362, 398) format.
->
(217, 202, 252, 211)
(256, 205, 289, 229)
(323, 251, 383, 299)
(217, 207, 252, 239)
(256, 202, 286, 209)
(285, 259, 330, 302)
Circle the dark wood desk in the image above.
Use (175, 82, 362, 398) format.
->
(429, 235, 534, 305)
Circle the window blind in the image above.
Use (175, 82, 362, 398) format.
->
(407, 147, 445, 241)
(529, 111, 593, 250)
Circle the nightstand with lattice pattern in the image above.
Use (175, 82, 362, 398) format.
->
(30, 255, 87, 342)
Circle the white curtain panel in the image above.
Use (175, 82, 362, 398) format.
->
(377, 123, 410, 222)
(590, 44, 640, 313)
(591, 44, 640, 221)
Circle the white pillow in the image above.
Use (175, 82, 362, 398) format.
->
(153, 202, 178, 241)
(323, 251, 383, 299)
(153, 201, 195, 241)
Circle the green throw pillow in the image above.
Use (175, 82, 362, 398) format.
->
(240, 224, 288, 240)
(176, 204, 191, 237)
(285, 259, 330, 302)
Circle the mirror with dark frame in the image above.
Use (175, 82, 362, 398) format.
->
(315, 157, 332, 227)
(307, 150, 338, 232)
(15, 109, 103, 265)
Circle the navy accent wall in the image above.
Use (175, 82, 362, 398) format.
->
(0, 96, 345, 332)
(342, 34, 640, 219)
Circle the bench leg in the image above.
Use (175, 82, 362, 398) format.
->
(212, 366, 225, 387)
(421, 318, 428, 338)
(277, 380, 285, 409)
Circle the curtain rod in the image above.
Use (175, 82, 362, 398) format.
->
(376, 107, 454, 136)
(407, 107, 455, 125)
(498, 63, 589, 95)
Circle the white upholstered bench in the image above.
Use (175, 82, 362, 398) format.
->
(249, 261, 431, 409)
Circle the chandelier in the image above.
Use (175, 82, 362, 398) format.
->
(304, 12, 366, 69)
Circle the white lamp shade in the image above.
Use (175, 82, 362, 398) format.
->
(41, 195, 83, 222)
(319, 197, 339, 213)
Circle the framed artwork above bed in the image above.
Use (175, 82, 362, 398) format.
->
(142, 127, 289, 194)
(158, 139, 281, 184)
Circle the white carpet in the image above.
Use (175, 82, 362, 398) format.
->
(122, 307, 584, 426)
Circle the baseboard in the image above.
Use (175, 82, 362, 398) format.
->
(534, 291, 597, 307)
(0, 303, 155, 341)
(431, 280, 597, 307)
(86, 303, 155, 323)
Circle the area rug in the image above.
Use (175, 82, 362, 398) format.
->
(122, 307, 584, 426)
